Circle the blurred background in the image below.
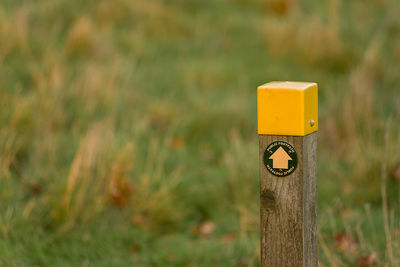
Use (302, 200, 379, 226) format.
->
(1, 0, 400, 266)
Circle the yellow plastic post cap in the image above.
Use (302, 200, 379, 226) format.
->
(257, 81, 318, 136)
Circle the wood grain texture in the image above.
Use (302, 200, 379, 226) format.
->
(259, 133, 317, 267)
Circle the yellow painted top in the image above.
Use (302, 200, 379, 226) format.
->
(257, 81, 318, 136)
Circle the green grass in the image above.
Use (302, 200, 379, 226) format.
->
(1, 0, 400, 266)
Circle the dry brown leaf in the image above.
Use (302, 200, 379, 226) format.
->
(108, 161, 134, 207)
(334, 233, 358, 253)
(261, 0, 295, 16)
(192, 221, 215, 236)
(119, 180, 135, 195)
(390, 164, 400, 180)
(110, 193, 127, 207)
(221, 234, 236, 243)
(132, 215, 147, 228)
(30, 182, 43, 195)
(129, 244, 141, 254)
(357, 253, 377, 266)
(169, 137, 185, 149)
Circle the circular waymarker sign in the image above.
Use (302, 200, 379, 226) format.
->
(264, 141, 298, 177)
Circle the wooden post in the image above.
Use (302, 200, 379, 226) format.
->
(257, 82, 318, 267)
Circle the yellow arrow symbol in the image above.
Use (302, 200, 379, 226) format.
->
(269, 146, 292, 169)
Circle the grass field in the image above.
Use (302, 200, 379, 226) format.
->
(1, 0, 400, 266)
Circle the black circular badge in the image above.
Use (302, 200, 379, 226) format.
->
(264, 141, 298, 177)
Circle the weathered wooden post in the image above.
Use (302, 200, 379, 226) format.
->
(257, 81, 318, 267)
